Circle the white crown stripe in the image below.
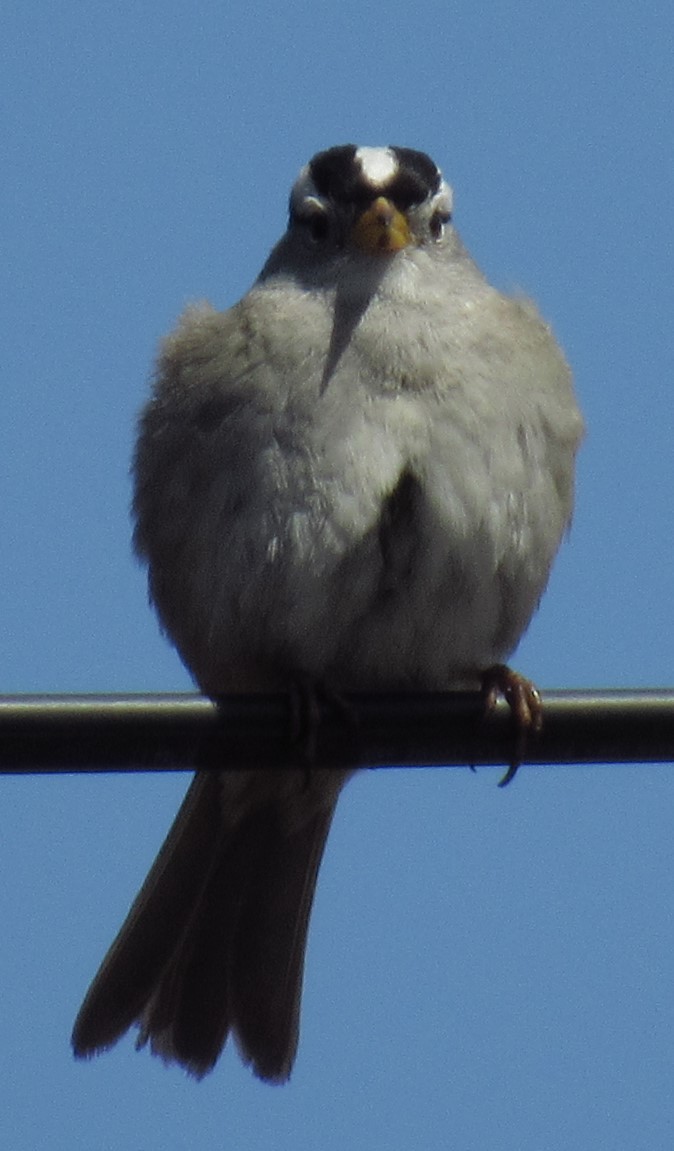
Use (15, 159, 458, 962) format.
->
(354, 146, 399, 187)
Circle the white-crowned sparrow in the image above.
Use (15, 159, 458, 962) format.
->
(72, 144, 584, 1083)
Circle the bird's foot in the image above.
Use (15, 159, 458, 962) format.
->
(289, 678, 355, 787)
(481, 664, 543, 787)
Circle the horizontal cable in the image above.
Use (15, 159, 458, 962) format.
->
(1, 690, 673, 774)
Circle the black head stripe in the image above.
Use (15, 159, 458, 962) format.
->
(388, 147, 442, 206)
(308, 145, 361, 200)
(308, 145, 441, 210)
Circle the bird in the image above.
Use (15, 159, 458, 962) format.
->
(71, 143, 584, 1084)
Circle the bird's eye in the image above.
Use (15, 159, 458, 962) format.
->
(297, 207, 330, 245)
(429, 209, 451, 241)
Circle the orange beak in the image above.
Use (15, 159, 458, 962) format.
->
(350, 196, 412, 254)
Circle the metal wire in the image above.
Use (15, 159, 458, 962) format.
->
(1, 690, 673, 774)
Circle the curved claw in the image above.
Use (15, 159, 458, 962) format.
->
(481, 664, 543, 787)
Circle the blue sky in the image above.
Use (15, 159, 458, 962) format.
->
(3, 2, 673, 1148)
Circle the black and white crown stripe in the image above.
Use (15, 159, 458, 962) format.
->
(290, 145, 453, 219)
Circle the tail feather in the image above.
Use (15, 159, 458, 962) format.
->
(72, 771, 224, 1056)
(72, 770, 342, 1082)
(231, 804, 337, 1081)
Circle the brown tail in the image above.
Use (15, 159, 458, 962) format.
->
(72, 770, 340, 1082)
